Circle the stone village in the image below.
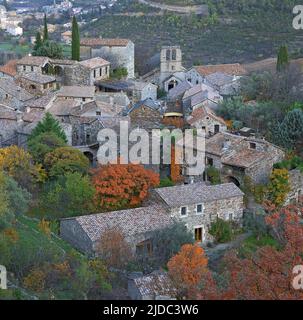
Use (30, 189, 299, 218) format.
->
(0, 33, 302, 300)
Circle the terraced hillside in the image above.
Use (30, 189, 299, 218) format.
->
(82, 0, 302, 74)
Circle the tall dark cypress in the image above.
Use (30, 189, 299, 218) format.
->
(43, 14, 49, 42)
(71, 16, 80, 61)
(276, 45, 289, 72)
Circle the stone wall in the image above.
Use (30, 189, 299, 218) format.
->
(86, 42, 135, 79)
(60, 219, 94, 254)
(0, 87, 26, 110)
(155, 194, 244, 243)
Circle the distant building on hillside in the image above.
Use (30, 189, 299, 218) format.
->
(80, 38, 135, 78)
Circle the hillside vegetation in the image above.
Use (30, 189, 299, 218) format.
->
(82, 0, 301, 74)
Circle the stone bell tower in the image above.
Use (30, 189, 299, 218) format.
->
(159, 46, 183, 86)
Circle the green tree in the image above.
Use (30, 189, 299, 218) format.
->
(28, 113, 67, 144)
(28, 132, 66, 164)
(43, 14, 49, 42)
(209, 218, 234, 243)
(274, 109, 303, 150)
(71, 16, 80, 61)
(151, 221, 194, 266)
(38, 172, 95, 219)
(32, 32, 43, 56)
(44, 147, 89, 178)
(35, 40, 63, 59)
(276, 45, 289, 72)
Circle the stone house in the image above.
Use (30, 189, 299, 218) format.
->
(60, 206, 173, 255)
(154, 183, 244, 243)
(61, 30, 72, 44)
(128, 271, 177, 300)
(125, 98, 163, 129)
(0, 78, 33, 110)
(16, 72, 57, 95)
(187, 106, 227, 135)
(204, 132, 285, 186)
(79, 57, 110, 85)
(80, 38, 135, 78)
(205, 72, 241, 98)
(182, 83, 223, 113)
(96, 80, 157, 103)
(0, 59, 18, 79)
(57, 86, 95, 104)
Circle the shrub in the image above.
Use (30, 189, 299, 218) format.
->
(209, 218, 234, 243)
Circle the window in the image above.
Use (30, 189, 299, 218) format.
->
(196, 204, 203, 214)
(214, 124, 220, 133)
(180, 206, 187, 217)
(99, 68, 102, 77)
(166, 49, 171, 61)
(93, 69, 96, 78)
(43, 84, 47, 89)
(23, 66, 26, 71)
(172, 49, 177, 60)
(136, 240, 152, 257)
(96, 111, 101, 116)
(82, 98, 86, 102)
(250, 142, 256, 149)
(206, 157, 213, 166)
(31, 66, 34, 72)
(171, 65, 175, 71)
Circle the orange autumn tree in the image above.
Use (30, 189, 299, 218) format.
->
(167, 244, 209, 297)
(195, 198, 303, 300)
(92, 162, 159, 211)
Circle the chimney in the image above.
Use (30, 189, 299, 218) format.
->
(16, 110, 23, 124)
(109, 96, 114, 106)
(222, 139, 231, 151)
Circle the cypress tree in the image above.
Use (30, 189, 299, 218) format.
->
(277, 45, 289, 72)
(32, 32, 42, 55)
(43, 14, 49, 42)
(71, 16, 80, 61)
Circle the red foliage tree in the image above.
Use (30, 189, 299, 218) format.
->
(196, 198, 303, 300)
(92, 162, 159, 211)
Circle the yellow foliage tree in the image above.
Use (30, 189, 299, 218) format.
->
(0, 146, 46, 187)
(268, 168, 290, 207)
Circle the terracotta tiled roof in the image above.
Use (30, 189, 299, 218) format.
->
(81, 38, 131, 47)
(195, 63, 247, 76)
(222, 149, 267, 168)
(57, 86, 95, 98)
(0, 59, 18, 77)
(17, 56, 49, 67)
(0, 78, 33, 101)
(133, 272, 177, 298)
(187, 106, 226, 126)
(80, 57, 110, 69)
(20, 72, 56, 84)
(155, 182, 244, 207)
(66, 206, 172, 243)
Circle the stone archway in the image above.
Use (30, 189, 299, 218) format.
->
(54, 65, 64, 76)
(83, 151, 94, 167)
(226, 176, 241, 187)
